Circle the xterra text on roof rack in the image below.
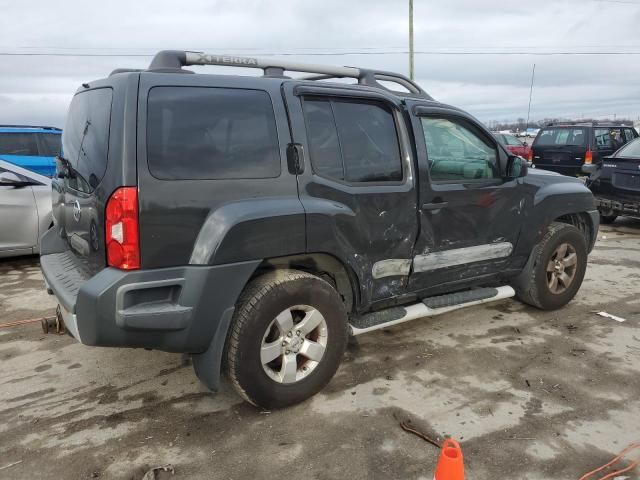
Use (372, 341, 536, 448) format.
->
(40, 50, 599, 409)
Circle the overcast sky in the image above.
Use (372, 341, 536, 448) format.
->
(1, 0, 639, 127)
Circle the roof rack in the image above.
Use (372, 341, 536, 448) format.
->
(145, 50, 431, 98)
(0, 124, 61, 131)
(546, 121, 626, 127)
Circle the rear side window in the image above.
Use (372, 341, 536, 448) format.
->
(147, 87, 281, 180)
(62, 88, 113, 192)
(0, 133, 39, 156)
(302, 97, 402, 183)
(535, 128, 586, 146)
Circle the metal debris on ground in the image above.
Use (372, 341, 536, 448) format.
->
(595, 311, 627, 323)
(0, 317, 49, 329)
(141, 464, 175, 480)
(0, 460, 23, 471)
(399, 421, 441, 449)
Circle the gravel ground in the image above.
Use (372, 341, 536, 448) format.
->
(1, 219, 639, 480)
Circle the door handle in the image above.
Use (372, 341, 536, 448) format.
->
(422, 201, 448, 211)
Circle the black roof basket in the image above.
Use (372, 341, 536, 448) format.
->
(143, 50, 432, 99)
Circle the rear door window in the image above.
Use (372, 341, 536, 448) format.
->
(38, 133, 62, 157)
(147, 87, 281, 180)
(0, 133, 40, 156)
(594, 127, 625, 151)
(302, 96, 402, 183)
(536, 128, 587, 146)
(62, 88, 113, 192)
(623, 128, 637, 143)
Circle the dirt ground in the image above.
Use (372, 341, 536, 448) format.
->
(1, 220, 639, 480)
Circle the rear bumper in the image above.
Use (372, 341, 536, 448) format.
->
(596, 196, 640, 217)
(586, 209, 600, 252)
(40, 232, 260, 353)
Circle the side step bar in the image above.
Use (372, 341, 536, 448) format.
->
(349, 286, 515, 336)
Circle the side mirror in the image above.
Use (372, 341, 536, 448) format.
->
(0, 171, 26, 187)
(506, 155, 528, 179)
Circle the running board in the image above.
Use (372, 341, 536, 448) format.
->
(349, 286, 515, 336)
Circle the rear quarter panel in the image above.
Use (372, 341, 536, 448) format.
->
(136, 73, 305, 268)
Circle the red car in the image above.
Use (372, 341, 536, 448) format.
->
(494, 132, 531, 158)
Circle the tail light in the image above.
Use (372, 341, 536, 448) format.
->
(584, 150, 593, 164)
(527, 149, 533, 162)
(105, 187, 140, 270)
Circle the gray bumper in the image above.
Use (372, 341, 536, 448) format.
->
(41, 251, 259, 353)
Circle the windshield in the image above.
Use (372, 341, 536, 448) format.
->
(535, 127, 587, 147)
(617, 138, 640, 158)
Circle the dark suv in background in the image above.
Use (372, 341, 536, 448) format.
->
(530, 122, 638, 176)
(40, 51, 599, 409)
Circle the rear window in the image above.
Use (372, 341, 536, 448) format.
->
(535, 127, 587, 147)
(617, 138, 640, 158)
(62, 88, 113, 192)
(0, 133, 39, 156)
(147, 87, 281, 180)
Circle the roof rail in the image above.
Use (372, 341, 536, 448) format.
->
(147, 50, 430, 97)
(0, 124, 61, 131)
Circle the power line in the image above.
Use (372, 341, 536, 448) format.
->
(2, 51, 640, 58)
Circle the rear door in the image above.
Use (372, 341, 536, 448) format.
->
(57, 83, 124, 276)
(406, 103, 526, 292)
(593, 127, 626, 162)
(0, 164, 39, 252)
(283, 83, 418, 309)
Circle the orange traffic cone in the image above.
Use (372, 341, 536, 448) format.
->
(434, 438, 464, 480)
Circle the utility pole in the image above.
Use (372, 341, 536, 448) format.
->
(525, 63, 536, 135)
(409, 0, 414, 80)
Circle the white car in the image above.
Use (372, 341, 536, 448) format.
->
(0, 159, 52, 257)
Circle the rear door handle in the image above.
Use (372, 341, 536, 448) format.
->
(422, 202, 449, 211)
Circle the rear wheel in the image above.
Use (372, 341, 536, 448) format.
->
(515, 222, 588, 310)
(224, 269, 348, 409)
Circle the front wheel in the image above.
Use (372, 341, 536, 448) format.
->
(515, 222, 588, 310)
(224, 269, 348, 409)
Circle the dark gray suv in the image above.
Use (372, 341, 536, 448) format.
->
(40, 50, 599, 409)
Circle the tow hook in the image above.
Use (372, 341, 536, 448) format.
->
(41, 306, 65, 335)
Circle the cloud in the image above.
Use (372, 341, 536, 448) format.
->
(1, 0, 639, 126)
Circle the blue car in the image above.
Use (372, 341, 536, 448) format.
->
(0, 125, 62, 177)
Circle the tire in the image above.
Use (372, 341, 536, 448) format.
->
(224, 269, 348, 409)
(515, 222, 588, 310)
(600, 214, 617, 225)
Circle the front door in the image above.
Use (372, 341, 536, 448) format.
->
(283, 83, 418, 309)
(406, 103, 526, 293)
